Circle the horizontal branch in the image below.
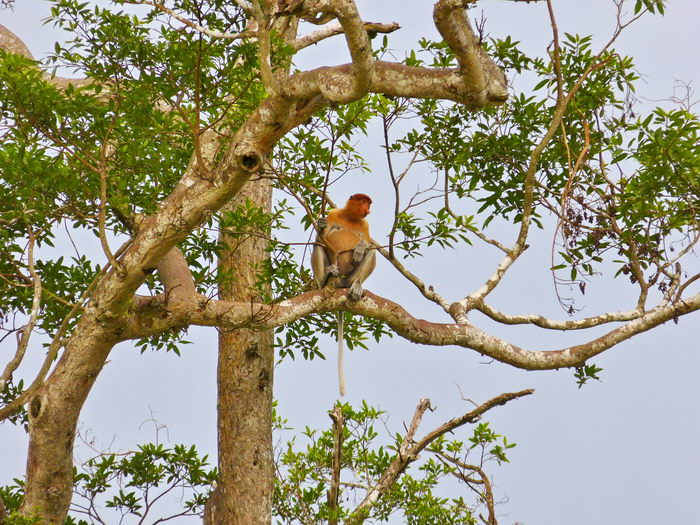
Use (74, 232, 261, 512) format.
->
(283, 60, 507, 107)
(294, 21, 400, 51)
(471, 301, 644, 330)
(123, 286, 700, 371)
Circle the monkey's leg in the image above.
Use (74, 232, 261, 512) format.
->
(311, 244, 339, 288)
(347, 249, 376, 300)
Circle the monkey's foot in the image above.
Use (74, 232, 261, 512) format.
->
(348, 281, 363, 301)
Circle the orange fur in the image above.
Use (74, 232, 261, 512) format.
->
(322, 194, 372, 275)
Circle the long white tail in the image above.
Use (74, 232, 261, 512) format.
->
(337, 312, 346, 397)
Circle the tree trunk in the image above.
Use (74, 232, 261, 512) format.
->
(204, 178, 275, 524)
(20, 324, 119, 523)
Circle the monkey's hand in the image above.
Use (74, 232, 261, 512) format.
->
(327, 264, 340, 277)
(317, 216, 327, 232)
(349, 281, 364, 301)
(352, 239, 368, 265)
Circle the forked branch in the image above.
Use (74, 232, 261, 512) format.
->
(345, 390, 533, 523)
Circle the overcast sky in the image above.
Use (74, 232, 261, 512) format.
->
(2, 1, 699, 524)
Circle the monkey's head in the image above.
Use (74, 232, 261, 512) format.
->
(348, 193, 372, 218)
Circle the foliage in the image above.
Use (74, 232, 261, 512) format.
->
(0, 401, 515, 524)
(1, 444, 217, 524)
(273, 402, 515, 524)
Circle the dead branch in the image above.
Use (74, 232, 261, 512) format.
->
(345, 390, 533, 523)
(327, 404, 345, 525)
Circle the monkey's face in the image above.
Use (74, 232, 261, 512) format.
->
(357, 199, 371, 217)
(349, 194, 372, 218)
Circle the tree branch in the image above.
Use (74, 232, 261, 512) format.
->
(432, 0, 507, 106)
(123, 286, 700, 372)
(157, 247, 197, 298)
(345, 390, 532, 523)
(284, 57, 506, 108)
(293, 21, 400, 51)
(327, 404, 344, 525)
(471, 301, 644, 330)
(431, 451, 496, 525)
(293, 0, 375, 103)
(0, 228, 41, 391)
(123, 0, 255, 40)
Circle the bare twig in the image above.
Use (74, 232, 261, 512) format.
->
(123, 0, 253, 40)
(432, 450, 497, 525)
(327, 404, 345, 525)
(97, 139, 122, 273)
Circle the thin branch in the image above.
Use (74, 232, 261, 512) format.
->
(384, 114, 401, 260)
(123, 0, 254, 40)
(675, 272, 700, 303)
(293, 21, 400, 51)
(472, 300, 644, 330)
(443, 169, 509, 254)
(97, 140, 121, 273)
(458, 52, 618, 314)
(0, 228, 42, 390)
(373, 244, 452, 313)
(432, 451, 496, 525)
(0, 239, 131, 422)
(546, 0, 564, 102)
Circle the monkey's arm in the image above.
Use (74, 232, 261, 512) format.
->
(311, 217, 340, 287)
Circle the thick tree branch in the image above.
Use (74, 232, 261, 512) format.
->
(292, 0, 374, 103)
(433, 0, 484, 91)
(284, 60, 506, 108)
(432, 0, 506, 106)
(157, 247, 197, 298)
(123, 287, 700, 371)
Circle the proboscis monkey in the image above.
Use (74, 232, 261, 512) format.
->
(311, 194, 376, 397)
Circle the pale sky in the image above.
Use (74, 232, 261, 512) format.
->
(2, 1, 699, 524)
